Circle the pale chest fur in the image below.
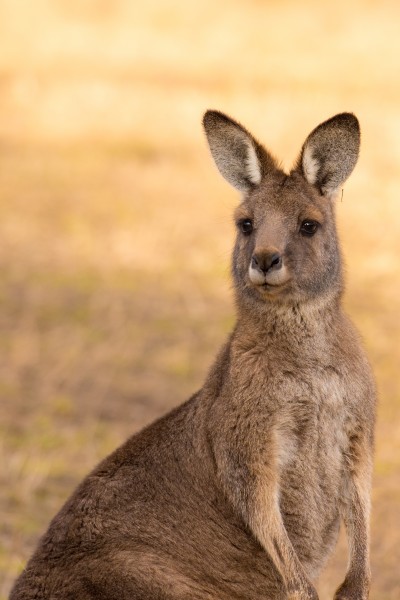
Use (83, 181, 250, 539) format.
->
(274, 364, 350, 472)
(269, 362, 356, 573)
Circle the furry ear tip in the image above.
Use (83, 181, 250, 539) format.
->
(338, 111, 359, 123)
(203, 110, 231, 130)
(202, 110, 216, 125)
(330, 112, 361, 136)
(335, 111, 358, 120)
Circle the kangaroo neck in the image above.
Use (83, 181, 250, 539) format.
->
(232, 292, 342, 355)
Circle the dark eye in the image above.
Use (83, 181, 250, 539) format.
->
(300, 220, 319, 236)
(238, 219, 253, 235)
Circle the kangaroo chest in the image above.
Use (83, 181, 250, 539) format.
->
(274, 365, 349, 469)
(271, 363, 351, 571)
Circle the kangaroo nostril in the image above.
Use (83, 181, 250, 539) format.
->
(270, 253, 282, 269)
(252, 251, 282, 274)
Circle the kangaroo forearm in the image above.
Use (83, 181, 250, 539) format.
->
(217, 457, 317, 599)
(335, 445, 373, 600)
(344, 480, 371, 579)
(248, 493, 317, 597)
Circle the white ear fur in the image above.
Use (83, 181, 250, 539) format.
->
(302, 145, 319, 186)
(245, 140, 262, 185)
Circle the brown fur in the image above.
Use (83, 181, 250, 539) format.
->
(10, 111, 376, 600)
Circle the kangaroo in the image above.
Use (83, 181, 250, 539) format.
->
(10, 111, 376, 600)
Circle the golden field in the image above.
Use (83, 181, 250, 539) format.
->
(0, 1, 399, 598)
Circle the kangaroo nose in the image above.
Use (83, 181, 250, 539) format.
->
(252, 251, 282, 274)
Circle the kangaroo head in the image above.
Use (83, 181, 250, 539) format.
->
(203, 110, 360, 308)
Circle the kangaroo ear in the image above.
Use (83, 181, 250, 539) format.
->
(296, 113, 360, 198)
(203, 110, 277, 193)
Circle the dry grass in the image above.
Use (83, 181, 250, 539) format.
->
(0, 1, 400, 598)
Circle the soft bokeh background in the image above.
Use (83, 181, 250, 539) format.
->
(0, 1, 399, 598)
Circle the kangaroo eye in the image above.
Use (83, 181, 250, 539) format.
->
(300, 220, 319, 236)
(238, 219, 253, 235)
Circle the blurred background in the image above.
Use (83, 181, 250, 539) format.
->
(0, 0, 399, 598)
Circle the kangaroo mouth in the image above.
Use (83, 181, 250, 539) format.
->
(255, 279, 291, 295)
